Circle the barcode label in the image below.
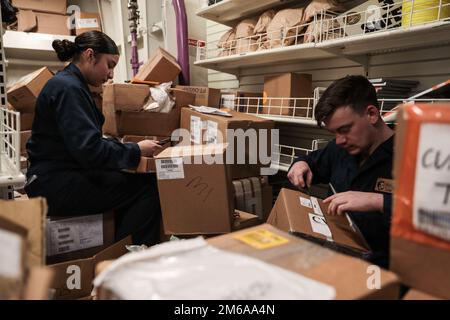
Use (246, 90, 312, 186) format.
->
(156, 158, 184, 180)
(190, 116, 202, 144)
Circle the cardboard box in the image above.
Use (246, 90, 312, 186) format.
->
(35, 12, 70, 36)
(263, 73, 312, 116)
(180, 108, 274, 179)
(391, 103, 450, 299)
(135, 47, 181, 83)
(0, 216, 28, 300)
(23, 267, 54, 300)
(20, 113, 35, 131)
(75, 12, 102, 36)
(7, 67, 53, 113)
(48, 236, 131, 300)
(155, 144, 260, 235)
(232, 177, 273, 221)
(176, 85, 221, 108)
(20, 130, 31, 155)
(221, 90, 264, 114)
(403, 289, 442, 300)
(12, 0, 67, 15)
(17, 9, 37, 32)
(103, 83, 150, 112)
(103, 87, 195, 137)
(267, 188, 371, 258)
(45, 213, 115, 265)
(0, 198, 47, 268)
(208, 224, 400, 300)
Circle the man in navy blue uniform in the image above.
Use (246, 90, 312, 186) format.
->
(288, 75, 394, 268)
(25, 31, 162, 246)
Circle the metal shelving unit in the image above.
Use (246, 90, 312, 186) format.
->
(196, 0, 302, 27)
(226, 96, 450, 125)
(195, 1, 450, 74)
(272, 139, 329, 172)
(0, 16, 26, 199)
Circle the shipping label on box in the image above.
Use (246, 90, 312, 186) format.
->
(155, 158, 185, 180)
(46, 214, 104, 257)
(413, 123, 450, 240)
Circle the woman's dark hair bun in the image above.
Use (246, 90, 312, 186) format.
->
(52, 39, 78, 62)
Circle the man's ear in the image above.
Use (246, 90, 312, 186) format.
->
(366, 105, 381, 124)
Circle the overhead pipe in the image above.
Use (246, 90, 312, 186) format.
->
(172, 0, 190, 85)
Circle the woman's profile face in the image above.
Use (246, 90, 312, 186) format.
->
(87, 53, 119, 87)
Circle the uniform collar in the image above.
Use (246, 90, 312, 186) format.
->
(356, 135, 394, 176)
(65, 63, 90, 90)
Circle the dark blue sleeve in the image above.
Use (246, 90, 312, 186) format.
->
(54, 85, 141, 170)
(289, 141, 336, 185)
(383, 193, 392, 215)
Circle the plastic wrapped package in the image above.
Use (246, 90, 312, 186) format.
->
(304, 17, 343, 43)
(93, 238, 336, 300)
(264, 8, 306, 49)
(143, 82, 175, 113)
(235, 19, 258, 53)
(254, 10, 276, 50)
(303, 0, 345, 22)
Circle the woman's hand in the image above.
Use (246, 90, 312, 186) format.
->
(137, 140, 163, 157)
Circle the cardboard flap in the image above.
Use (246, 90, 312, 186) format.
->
(0, 198, 47, 267)
(93, 236, 132, 264)
(17, 9, 37, 32)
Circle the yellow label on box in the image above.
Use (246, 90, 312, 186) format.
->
(234, 229, 289, 250)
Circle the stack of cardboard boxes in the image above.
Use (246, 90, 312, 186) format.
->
(14, 0, 102, 36)
(102, 47, 233, 176)
(155, 105, 275, 236)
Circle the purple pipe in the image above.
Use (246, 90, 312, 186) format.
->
(172, 0, 190, 85)
(131, 32, 140, 76)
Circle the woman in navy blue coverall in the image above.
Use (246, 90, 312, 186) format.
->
(25, 31, 162, 246)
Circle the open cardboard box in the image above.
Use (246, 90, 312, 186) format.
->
(103, 86, 195, 137)
(268, 188, 371, 258)
(48, 236, 132, 300)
